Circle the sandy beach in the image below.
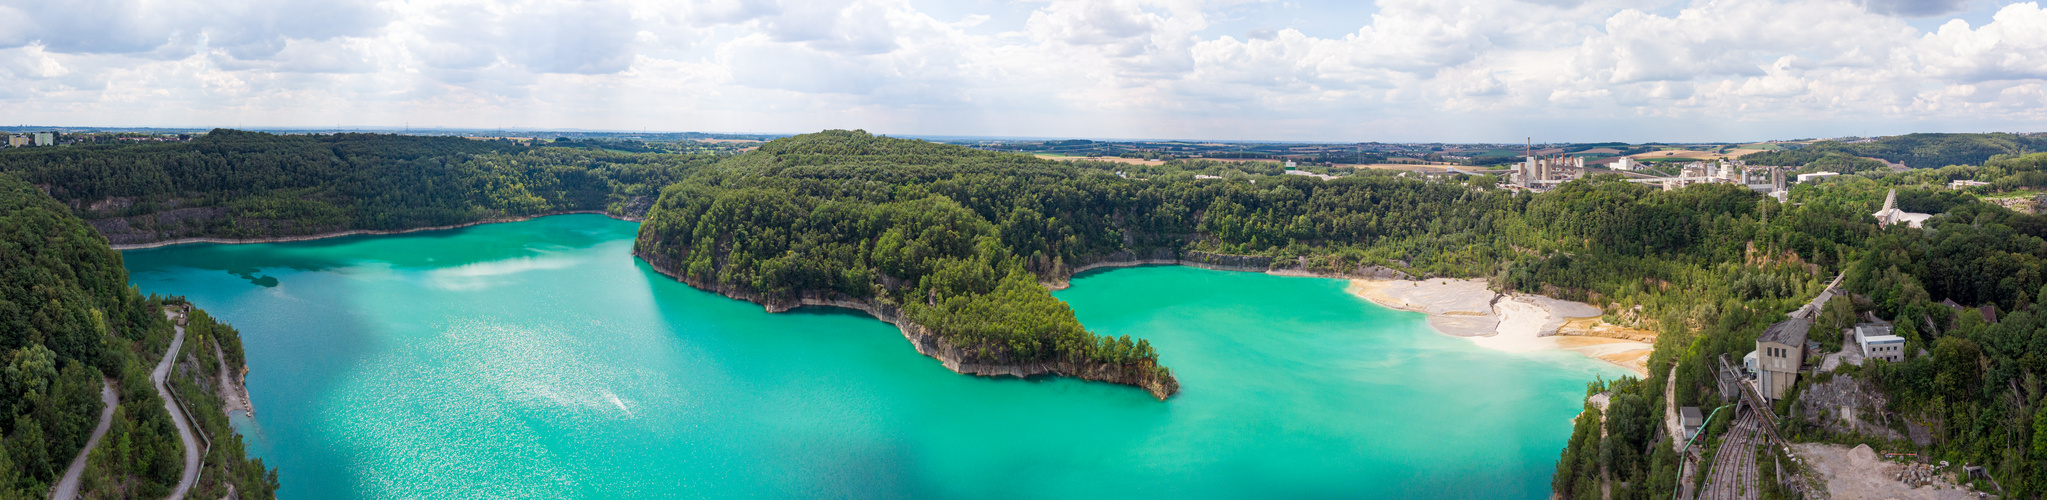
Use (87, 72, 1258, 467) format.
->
(1349, 278, 1653, 376)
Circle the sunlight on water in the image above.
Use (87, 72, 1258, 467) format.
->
(123, 214, 1626, 499)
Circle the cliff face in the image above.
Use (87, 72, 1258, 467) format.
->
(634, 248, 1181, 400)
(1047, 248, 1417, 289)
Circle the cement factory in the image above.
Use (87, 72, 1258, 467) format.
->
(1509, 155, 1792, 200)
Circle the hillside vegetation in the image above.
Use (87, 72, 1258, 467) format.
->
(0, 175, 275, 498)
(0, 130, 720, 244)
(633, 130, 2047, 497)
(1745, 133, 2046, 172)
(632, 131, 1866, 402)
(15, 128, 2047, 496)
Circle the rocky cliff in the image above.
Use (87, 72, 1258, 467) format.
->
(1046, 248, 1416, 289)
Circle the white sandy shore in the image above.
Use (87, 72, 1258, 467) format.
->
(1348, 278, 1653, 376)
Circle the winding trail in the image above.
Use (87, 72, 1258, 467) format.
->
(50, 378, 118, 500)
(154, 309, 201, 500)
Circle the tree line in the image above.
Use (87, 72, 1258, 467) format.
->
(0, 175, 276, 498)
(0, 129, 724, 243)
(15, 128, 2047, 496)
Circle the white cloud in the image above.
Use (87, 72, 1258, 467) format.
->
(0, 0, 2043, 141)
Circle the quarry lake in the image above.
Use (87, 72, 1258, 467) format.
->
(121, 214, 1627, 499)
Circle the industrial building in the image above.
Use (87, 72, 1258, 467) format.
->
(1679, 407, 1703, 441)
(1853, 324, 1905, 362)
(1754, 318, 1809, 402)
(1653, 159, 1787, 199)
(1511, 154, 1585, 189)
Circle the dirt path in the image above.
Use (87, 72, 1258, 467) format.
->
(1665, 363, 1685, 452)
(50, 377, 118, 500)
(155, 309, 201, 500)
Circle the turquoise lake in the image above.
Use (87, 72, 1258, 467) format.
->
(120, 214, 1626, 499)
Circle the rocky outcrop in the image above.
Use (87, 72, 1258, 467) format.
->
(1181, 251, 1273, 272)
(89, 206, 239, 245)
(1797, 374, 1904, 442)
(105, 210, 630, 250)
(635, 248, 1181, 400)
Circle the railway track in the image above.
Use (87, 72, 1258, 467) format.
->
(1699, 413, 1762, 500)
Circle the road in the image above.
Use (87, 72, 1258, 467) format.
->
(154, 309, 201, 500)
(50, 378, 118, 500)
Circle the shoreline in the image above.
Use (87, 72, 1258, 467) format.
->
(1348, 278, 1653, 376)
(634, 250, 1181, 400)
(109, 210, 639, 250)
(117, 207, 1645, 382)
(1043, 251, 1412, 291)
(1045, 256, 1651, 376)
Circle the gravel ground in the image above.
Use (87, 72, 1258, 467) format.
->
(1792, 444, 1990, 500)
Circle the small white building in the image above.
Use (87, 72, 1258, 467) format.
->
(1854, 323, 1906, 362)
(1797, 172, 1839, 183)
(1612, 157, 1637, 171)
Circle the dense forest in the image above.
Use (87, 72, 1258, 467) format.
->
(633, 130, 2047, 498)
(0, 175, 275, 498)
(1745, 133, 2046, 171)
(633, 132, 1183, 396)
(0, 130, 722, 244)
(13, 128, 2047, 496)
(630, 131, 1839, 401)
(1550, 172, 2047, 498)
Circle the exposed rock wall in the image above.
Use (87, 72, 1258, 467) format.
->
(105, 210, 628, 250)
(1047, 248, 1416, 288)
(1797, 374, 1904, 442)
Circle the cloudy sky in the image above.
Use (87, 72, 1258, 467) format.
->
(2, 0, 2045, 142)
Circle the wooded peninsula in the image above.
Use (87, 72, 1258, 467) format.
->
(7, 128, 2047, 497)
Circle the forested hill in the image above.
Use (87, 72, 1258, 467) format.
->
(0, 130, 719, 245)
(640, 131, 2047, 495)
(0, 175, 276, 498)
(630, 130, 1852, 400)
(634, 130, 1182, 398)
(1743, 132, 2046, 172)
